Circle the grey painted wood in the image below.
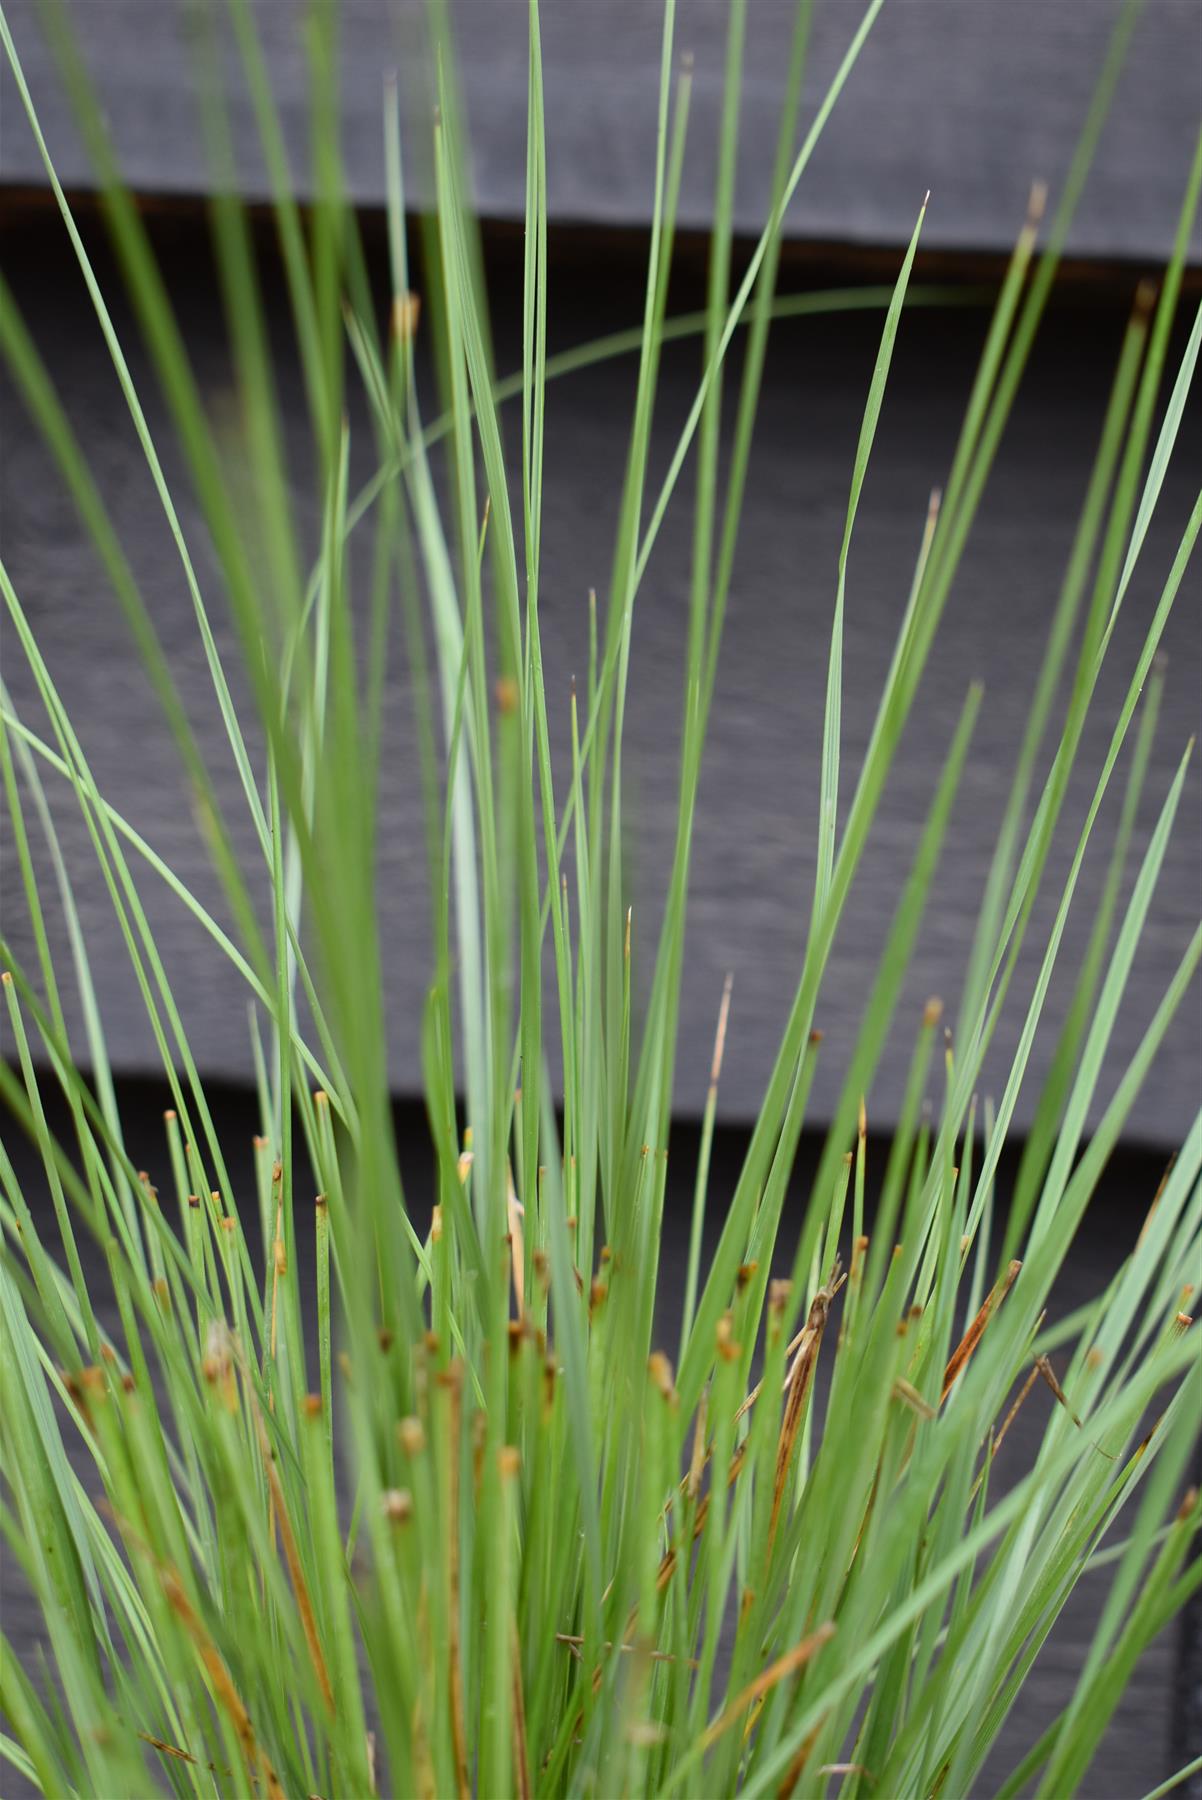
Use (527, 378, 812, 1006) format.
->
(2, 0, 1201, 261)
(2, 220, 1199, 1141)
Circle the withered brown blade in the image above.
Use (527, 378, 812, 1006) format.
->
(941, 1260, 1021, 1402)
(769, 1284, 836, 1553)
(702, 1623, 836, 1751)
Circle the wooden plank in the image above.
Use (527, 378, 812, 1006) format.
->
(1, 0, 1200, 259)
(2, 217, 1198, 1137)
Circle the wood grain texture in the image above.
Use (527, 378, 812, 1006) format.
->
(2, 221, 1199, 1140)
(2, 0, 1200, 259)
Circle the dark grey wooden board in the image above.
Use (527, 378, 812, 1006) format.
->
(2, 219, 1199, 1142)
(2, 0, 1201, 261)
(0, 1085, 1192, 1799)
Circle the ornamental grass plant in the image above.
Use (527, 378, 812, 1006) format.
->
(1, 0, 1200, 1795)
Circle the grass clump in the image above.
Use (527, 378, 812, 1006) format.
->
(1, 0, 1200, 1795)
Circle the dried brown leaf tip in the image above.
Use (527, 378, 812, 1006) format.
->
(687, 1398, 708, 1501)
(941, 1260, 1021, 1402)
(78, 1364, 108, 1411)
(989, 1361, 1042, 1467)
(1035, 1356, 1083, 1428)
(382, 1487, 414, 1525)
(648, 1352, 678, 1407)
(508, 1175, 526, 1321)
(702, 1623, 835, 1750)
(1137, 1152, 1176, 1248)
(435, 1358, 463, 1394)
(392, 290, 421, 342)
(782, 1263, 846, 1393)
(893, 1377, 936, 1420)
(159, 1559, 286, 1799)
(770, 1266, 845, 1550)
(137, 1729, 219, 1772)
(398, 1415, 426, 1457)
(201, 1322, 239, 1413)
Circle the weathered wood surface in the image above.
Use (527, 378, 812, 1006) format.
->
(2, 0, 1201, 261)
(3, 218, 1199, 1140)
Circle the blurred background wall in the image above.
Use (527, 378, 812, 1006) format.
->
(3, 0, 1199, 1144)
